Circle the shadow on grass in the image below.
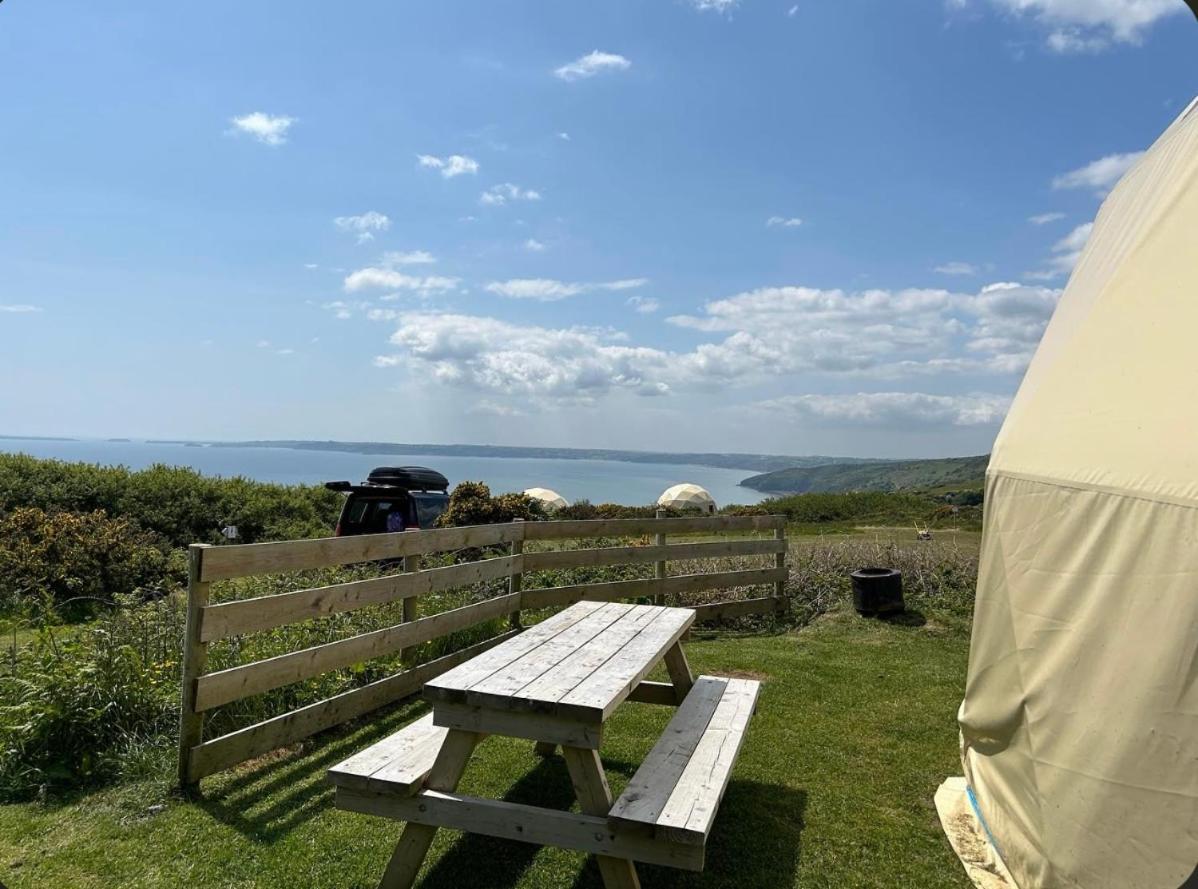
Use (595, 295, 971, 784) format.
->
(194, 701, 428, 842)
(877, 608, 928, 628)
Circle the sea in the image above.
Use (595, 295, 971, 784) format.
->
(1, 438, 767, 507)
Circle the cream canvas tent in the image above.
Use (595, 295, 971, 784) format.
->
(523, 487, 569, 511)
(943, 97, 1198, 888)
(658, 483, 716, 514)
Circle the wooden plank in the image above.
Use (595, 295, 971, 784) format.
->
(377, 728, 480, 889)
(653, 509, 667, 607)
(187, 631, 516, 781)
(177, 544, 211, 789)
(627, 681, 679, 706)
(518, 578, 659, 610)
(199, 555, 519, 642)
(400, 553, 421, 664)
(691, 595, 785, 623)
(199, 523, 525, 581)
(519, 567, 787, 613)
(655, 677, 760, 845)
(432, 702, 602, 749)
(609, 676, 730, 830)
(335, 788, 705, 872)
(522, 514, 784, 541)
(774, 526, 787, 599)
(499, 606, 665, 714)
(463, 603, 635, 708)
(327, 712, 447, 795)
(662, 642, 694, 703)
(423, 600, 607, 705)
(563, 746, 642, 888)
(521, 538, 785, 572)
(509, 518, 525, 630)
(556, 608, 695, 721)
(194, 593, 521, 712)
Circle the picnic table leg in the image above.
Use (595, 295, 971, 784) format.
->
(663, 641, 695, 704)
(377, 729, 480, 889)
(561, 746, 641, 889)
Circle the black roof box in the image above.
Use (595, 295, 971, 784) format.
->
(366, 466, 449, 491)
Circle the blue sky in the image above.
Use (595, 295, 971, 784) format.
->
(1, 1, 1194, 457)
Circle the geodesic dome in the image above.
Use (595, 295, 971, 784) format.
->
(657, 483, 716, 514)
(522, 487, 569, 511)
(948, 96, 1198, 889)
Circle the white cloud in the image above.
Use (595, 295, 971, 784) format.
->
(480, 183, 542, 206)
(485, 277, 648, 302)
(766, 215, 803, 228)
(1052, 151, 1144, 192)
(229, 112, 295, 146)
(1028, 211, 1065, 225)
(0, 304, 41, 313)
(934, 261, 978, 276)
(985, 0, 1183, 50)
(524, 239, 547, 252)
(303, 263, 320, 270)
(758, 392, 1011, 426)
(343, 268, 460, 294)
(417, 154, 480, 178)
(557, 132, 571, 141)
(628, 296, 661, 314)
(471, 400, 527, 418)
(554, 50, 631, 82)
(381, 250, 436, 266)
(691, 0, 740, 11)
(256, 338, 296, 354)
(788, 4, 799, 16)
(334, 211, 391, 244)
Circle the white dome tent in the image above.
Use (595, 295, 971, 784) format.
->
(657, 483, 716, 515)
(938, 97, 1198, 889)
(522, 487, 569, 512)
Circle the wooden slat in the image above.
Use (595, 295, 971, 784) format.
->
(556, 607, 695, 721)
(335, 787, 706, 871)
(656, 677, 759, 844)
(423, 601, 607, 705)
(609, 675, 760, 846)
(462, 603, 634, 707)
(609, 677, 730, 828)
(195, 593, 521, 712)
(327, 712, 446, 795)
(199, 523, 525, 581)
(522, 514, 785, 541)
(187, 630, 517, 781)
(177, 544, 211, 788)
(432, 702, 602, 749)
(691, 596, 785, 623)
(519, 578, 659, 610)
(199, 555, 519, 642)
(518, 567, 788, 611)
(521, 538, 785, 572)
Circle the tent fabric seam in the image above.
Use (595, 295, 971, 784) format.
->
(987, 469, 1198, 513)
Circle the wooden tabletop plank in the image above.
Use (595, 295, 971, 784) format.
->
(423, 601, 605, 705)
(499, 605, 665, 713)
(556, 608, 695, 721)
(463, 603, 633, 706)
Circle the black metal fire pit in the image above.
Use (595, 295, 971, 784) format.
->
(851, 567, 904, 615)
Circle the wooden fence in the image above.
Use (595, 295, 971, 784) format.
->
(178, 514, 788, 788)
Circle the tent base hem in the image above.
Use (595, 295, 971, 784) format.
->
(935, 777, 1018, 889)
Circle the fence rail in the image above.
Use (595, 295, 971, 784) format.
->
(177, 513, 788, 787)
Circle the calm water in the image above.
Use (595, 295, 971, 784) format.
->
(2, 439, 766, 506)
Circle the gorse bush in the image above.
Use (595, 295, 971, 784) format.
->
(435, 481, 546, 527)
(0, 453, 342, 547)
(0, 507, 178, 613)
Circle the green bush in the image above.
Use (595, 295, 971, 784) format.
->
(435, 481, 546, 527)
(0, 453, 342, 547)
(0, 507, 177, 612)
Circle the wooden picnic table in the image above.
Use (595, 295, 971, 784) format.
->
(329, 600, 760, 889)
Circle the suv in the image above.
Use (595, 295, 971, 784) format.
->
(324, 466, 450, 536)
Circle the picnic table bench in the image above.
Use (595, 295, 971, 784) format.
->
(328, 600, 761, 888)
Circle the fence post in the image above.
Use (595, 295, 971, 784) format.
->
(401, 543, 422, 665)
(509, 518, 525, 629)
(653, 509, 667, 605)
(774, 520, 787, 604)
(177, 543, 211, 791)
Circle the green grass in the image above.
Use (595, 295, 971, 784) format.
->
(0, 615, 970, 889)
